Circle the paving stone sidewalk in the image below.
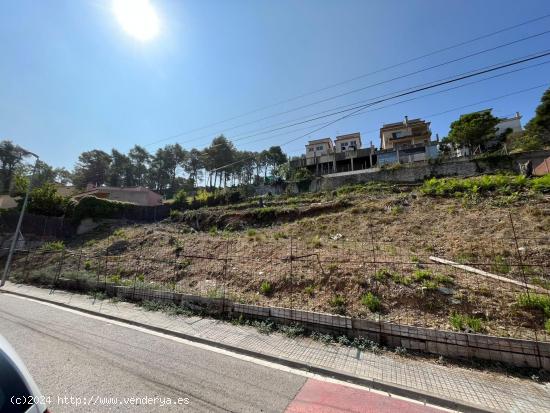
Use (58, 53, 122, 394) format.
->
(2, 282, 550, 413)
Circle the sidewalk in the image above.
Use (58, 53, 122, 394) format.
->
(2, 282, 549, 413)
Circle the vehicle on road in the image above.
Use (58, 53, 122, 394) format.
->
(0, 334, 49, 413)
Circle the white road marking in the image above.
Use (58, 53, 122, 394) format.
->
(2, 293, 452, 412)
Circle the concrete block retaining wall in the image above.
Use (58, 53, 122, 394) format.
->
(297, 150, 550, 192)
(50, 279, 550, 370)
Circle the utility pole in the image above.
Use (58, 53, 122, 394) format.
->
(1, 151, 39, 287)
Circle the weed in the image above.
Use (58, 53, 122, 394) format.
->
(273, 231, 288, 240)
(304, 285, 315, 296)
(208, 226, 218, 235)
(41, 241, 65, 252)
(413, 269, 432, 282)
(260, 281, 273, 296)
(394, 346, 408, 356)
(84, 260, 92, 271)
(112, 229, 127, 238)
(309, 235, 322, 248)
(491, 255, 511, 274)
(392, 273, 412, 286)
(88, 290, 106, 301)
(449, 313, 484, 333)
(279, 323, 305, 338)
(361, 292, 381, 313)
(206, 288, 224, 299)
(253, 320, 275, 334)
(422, 280, 438, 291)
(337, 335, 351, 346)
(374, 268, 391, 282)
(545, 319, 550, 334)
(532, 277, 550, 290)
(107, 274, 121, 285)
(516, 293, 550, 317)
(247, 228, 257, 237)
(433, 274, 455, 286)
(329, 295, 346, 314)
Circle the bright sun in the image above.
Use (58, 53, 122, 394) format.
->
(112, 0, 160, 41)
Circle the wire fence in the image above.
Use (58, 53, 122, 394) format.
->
(3, 213, 549, 347)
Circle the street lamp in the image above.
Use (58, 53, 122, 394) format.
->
(1, 149, 40, 287)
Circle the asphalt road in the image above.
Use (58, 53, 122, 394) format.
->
(0, 294, 443, 412)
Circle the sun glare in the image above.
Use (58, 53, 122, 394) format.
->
(112, 0, 160, 41)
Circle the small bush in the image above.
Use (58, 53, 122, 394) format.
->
(374, 268, 391, 282)
(421, 280, 438, 291)
(530, 175, 550, 193)
(449, 313, 484, 332)
(247, 228, 257, 237)
(433, 274, 454, 286)
(41, 241, 65, 252)
(252, 320, 274, 334)
(260, 281, 273, 295)
(304, 285, 315, 296)
(107, 274, 121, 285)
(329, 295, 346, 314)
(361, 292, 381, 312)
(413, 269, 432, 282)
(84, 260, 92, 270)
(517, 293, 550, 317)
(278, 323, 305, 338)
(112, 229, 127, 238)
(545, 319, 550, 334)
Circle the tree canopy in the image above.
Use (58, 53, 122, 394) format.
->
(446, 111, 499, 150)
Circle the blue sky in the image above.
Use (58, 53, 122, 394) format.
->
(1, 0, 549, 169)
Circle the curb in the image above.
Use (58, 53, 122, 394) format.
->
(0, 288, 494, 413)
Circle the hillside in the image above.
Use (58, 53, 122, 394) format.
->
(12, 176, 550, 340)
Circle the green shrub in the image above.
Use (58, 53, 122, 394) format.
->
(413, 269, 432, 282)
(260, 281, 273, 295)
(545, 319, 550, 334)
(41, 241, 65, 252)
(517, 293, 550, 317)
(361, 292, 381, 312)
(71, 196, 131, 222)
(278, 323, 305, 338)
(84, 260, 92, 271)
(107, 274, 121, 285)
(530, 175, 550, 193)
(170, 209, 184, 221)
(421, 280, 438, 291)
(112, 229, 127, 238)
(421, 175, 534, 197)
(27, 183, 73, 217)
(172, 190, 189, 209)
(247, 228, 257, 237)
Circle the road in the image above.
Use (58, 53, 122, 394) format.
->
(0, 294, 444, 412)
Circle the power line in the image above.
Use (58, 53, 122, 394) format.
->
(225, 59, 550, 145)
(151, 29, 550, 149)
(203, 54, 550, 151)
(209, 51, 550, 172)
(144, 13, 550, 147)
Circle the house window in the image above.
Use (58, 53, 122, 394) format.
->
(308, 147, 314, 152)
(316, 145, 324, 151)
(392, 131, 404, 139)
